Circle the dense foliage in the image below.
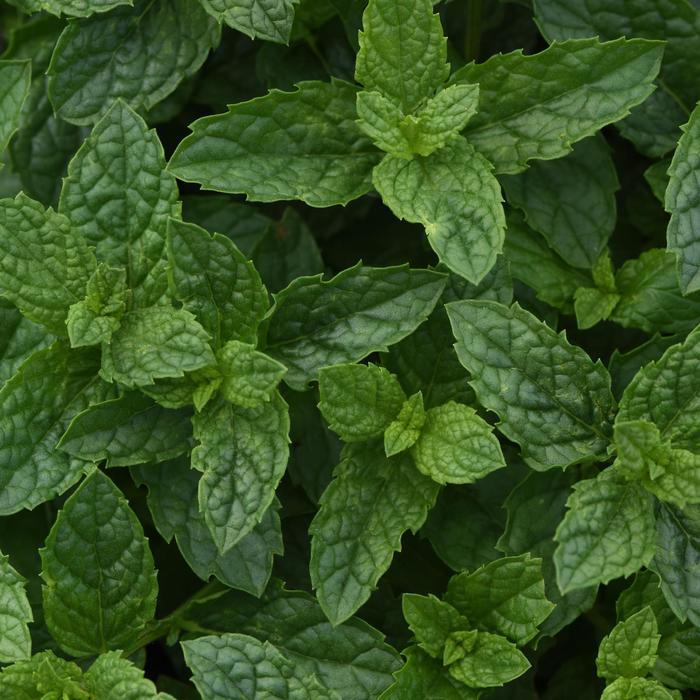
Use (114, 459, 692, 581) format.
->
(0, 0, 699, 697)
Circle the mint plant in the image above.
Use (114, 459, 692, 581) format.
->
(1, 0, 700, 697)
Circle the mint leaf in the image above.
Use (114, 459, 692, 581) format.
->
(601, 677, 679, 700)
(310, 441, 440, 624)
(40, 470, 157, 656)
(59, 100, 180, 307)
(411, 401, 505, 485)
(318, 363, 406, 442)
(198, 0, 299, 44)
(354, 0, 448, 113)
(47, 0, 220, 125)
(263, 264, 445, 390)
(0, 60, 31, 168)
(402, 594, 467, 659)
(596, 606, 660, 680)
(0, 552, 32, 663)
(167, 218, 268, 348)
(453, 38, 664, 174)
(0, 193, 95, 335)
(8, 0, 132, 16)
(447, 300, 614, 470)
(169, 80, 381, 207)
(553, 474, 656, 593)
(355, 91, 411, 156)
(0, 299, 52, 384)
(100, 307, 215, 388)
(193, 393, 289, 552)
(82, 651, 167, 699)
(384, 392, 425, 457)
(666, 103, 700, 294)
(58, 392, 192, 467)
(374, 136, 505, 284)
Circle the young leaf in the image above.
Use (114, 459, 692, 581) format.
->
(263, 264, 446, 390)
(447, 300, 615, 470)
(198, 0, 299, 44)
(373, 136, 505, 284)
(318, 363, 406, 443)
(402, 594, 468, 659)
(169, 80, 381, 207)
(82, 651, 170, 700)
(47, 0, 220, 125)
(354, 0, 448, 113)
(452, 38, 664, 174)
(193, 393, 289, 553)
(0, 553, 32, 663)
(554, 474, 656, 593)
(411, 401, 505, 485)
(310, 441, 440, 625)
(600, 676, 679, 700)
(384, 392, 426, 457)
(0, 193, 96, 336)
(59, 100, 180, 308)
(40, 470, 157, 656)
(0, 60, 31, 167)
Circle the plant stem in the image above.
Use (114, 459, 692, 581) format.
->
(464, 0, 483, 63)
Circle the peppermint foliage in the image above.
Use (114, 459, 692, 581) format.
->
(1, 0, 700, 697)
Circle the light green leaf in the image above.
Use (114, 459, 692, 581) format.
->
(182, 633, 339, 700)
(193, 393, 289, 553)
(217, 341, 287, 408)
(553, 474, 656, 594)
(646, 158, 671, 203)
(167, 218, 268, 348)
(41, 470, 157, 656)
(0, 300, 52, 385)
(318, 363, 406, 443)
(445, 554, 554, 645)
(402, 594, 468, 659)
(447, 300, 614, 470)
(452, 38, 664, 174)
(445, 630, 530, 688)
(354, 0, 448, 113)
(501, 135, 619, 269)
(47, 0, 220, 126)
(100, 307, 215, 388)
(374, 136, 505, 284)
(0, 193, 96, 335)
(574, 250, 620, 329)
(0, 553, 32, 663)
(356, 90, 412, 156)
(384, 392, 426, 457)
(411, 401, 505, 485)
(7, 0, 132, 17)
(0, 343, 110, 515)
(601, 677, 679, 700)
(198, 0, 299, 44)
(58, 392, 192, 467)
(0, 61, 31, 168)
(666, 102, 700, 294)
(0, 651, 83, 698)
(169, 80, 381, 208)
(263, 263, 446, 390)
(59, 100, 180, 307)
(83, 651, 167, 699)
(596, 606, 660, 681)
(310, 441, 440, 625)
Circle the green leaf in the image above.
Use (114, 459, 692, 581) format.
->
(0, 299, 52, 385)
(501, 135, 619, 269)
(58, 392, 192, 467)
(445, 630, 530, 688)
(384, 392, 426, 457)
(452, 38, 664, 174)
(355, 90, 412, 156)
(167, 218, 268, 348)
(447, 300, 614, 470)
(445, 554, 554, 645)
(8, 0, 132, 17)
(263, 264, 446, 390)
(133, 458, 282, 596)
(553, 474, 656, 594)
(310, 441, 440, 625)
(193, 393, 289, 553)
(374, 136, 505, 284)
(0, 343, 110, 515)
(182, 633, 339, 700)
(100, 307, 215, 388)
(0, 60, 31, 168)
(0, 651, 84, 699)
(666, 102, 700, 294)
(47, 0, 220, 126)
(573, 250, 620, 330)
(217, 341, 287, 408)
(40, 470, 157, 656)
(354, 0, 448, 113)
(646, 158, 672, 203)
(601, 677, 678, 700)
(0, 193, 96, 335)
(402, 594, 468, 659)
(0, 552, 32, 663)
(318, 363, 406, 442)
(59, 100, 180, 308)
(411, 401, 505, 485)
(169, 80, 381, 208)
(82, 651, 167, 699)
(198, 0, 299, 44)
(597, 606, 660, 680)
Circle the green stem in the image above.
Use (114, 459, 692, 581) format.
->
(464, 0, 483, 63)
